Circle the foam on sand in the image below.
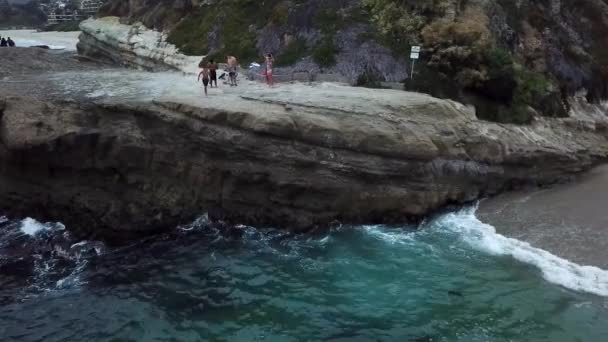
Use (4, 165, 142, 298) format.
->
(439, 206, 608, 297)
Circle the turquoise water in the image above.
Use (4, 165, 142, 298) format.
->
(1, 209, 607, 341)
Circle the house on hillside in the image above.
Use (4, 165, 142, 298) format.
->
(45, 0, 105, 24)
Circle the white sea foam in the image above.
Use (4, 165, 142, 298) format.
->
(19, 218, 65, 237)
(438, 207, 608, 297)
(20, 218, 50, 236)
(361, 225, 416, 245)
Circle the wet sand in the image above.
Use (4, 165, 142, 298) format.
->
(479, 165, 608, 269)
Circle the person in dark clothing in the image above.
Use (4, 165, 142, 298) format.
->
(7, 37, 15, 47)
(0, 38, 7, 47)
(209, 59, 218, 88)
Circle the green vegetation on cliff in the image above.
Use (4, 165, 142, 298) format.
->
(365, 0, 567, 123)
(165, 0, 345, 66)
(167, 0, 285, 63)
(275, 38, 308, 67)
(43, 20, 82, 32)
(98, 0, 608, 124)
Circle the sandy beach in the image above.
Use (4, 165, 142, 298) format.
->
(479, 165, 608, 268)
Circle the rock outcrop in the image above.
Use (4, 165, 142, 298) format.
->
(77, 17, 202, 73)
(2, 48, 608, 242)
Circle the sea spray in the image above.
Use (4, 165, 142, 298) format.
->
(19, 218, 64, 237)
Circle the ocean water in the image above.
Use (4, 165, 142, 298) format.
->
(1, 208, 607, 342)
(0, 30, 80, 50)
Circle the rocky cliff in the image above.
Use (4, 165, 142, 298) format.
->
(2, 48, 608, 242)
(77, 16, 202, 73)
(96, 0, 608, 124)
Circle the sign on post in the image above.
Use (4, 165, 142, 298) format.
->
(410, 46, 421, 80)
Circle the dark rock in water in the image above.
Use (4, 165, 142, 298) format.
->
(32, 45, 50, 49)
(0, 257, 34, 278)
(448, 290, 464, 297)
(207, 207, 226, 223)
(0, 48, 98, 78)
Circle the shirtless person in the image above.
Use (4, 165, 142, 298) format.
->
(209, 59, 218, 88)
(198, 64, 210, 96)
(226, 55, 238, 87)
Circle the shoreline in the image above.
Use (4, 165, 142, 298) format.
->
(479, 165, 608, 269)
(0, 30, 80, 51)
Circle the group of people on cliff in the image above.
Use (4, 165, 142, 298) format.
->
(0, 35, 16, 47)
(197, 53, 275, 96)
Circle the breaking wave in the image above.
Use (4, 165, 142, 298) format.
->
(435, 206, 608, 297)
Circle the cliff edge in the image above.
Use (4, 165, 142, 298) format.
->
(1, 48, 608, 242)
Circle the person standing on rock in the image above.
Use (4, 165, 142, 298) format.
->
(198, 64, 210, 96)
(227, 55, 238, 87)
(265, 53, 274, 87)
(209, 59, 218, 88)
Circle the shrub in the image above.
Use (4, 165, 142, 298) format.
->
(485, 48, 515, 78)
(312, 37, 338, 68)
(44, 20, 81, 32)
(270, 2, 289, 26)
(364, 0, 452, 54)
(356, 71, 386, 88)
(314, 7, 340, 34)
(421, 7, 493, 61)
(167, 8, 217, 55)
(276, 38, 308, 66)
(168, 1, 265, 63)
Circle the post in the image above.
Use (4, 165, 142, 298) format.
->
(411, 59, 416, 80)
(409, 45, 421, 82)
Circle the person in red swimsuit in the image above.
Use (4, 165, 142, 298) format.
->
(265, 53, 274, 87)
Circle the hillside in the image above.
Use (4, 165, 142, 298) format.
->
(97, 0, 608, 124)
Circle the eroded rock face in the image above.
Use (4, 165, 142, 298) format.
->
(1, 72, 608, 241)
(77, 17, 202, 73)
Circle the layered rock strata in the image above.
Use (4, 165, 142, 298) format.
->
(2, 50, 608, 241)
(77, 17, 202, 73)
